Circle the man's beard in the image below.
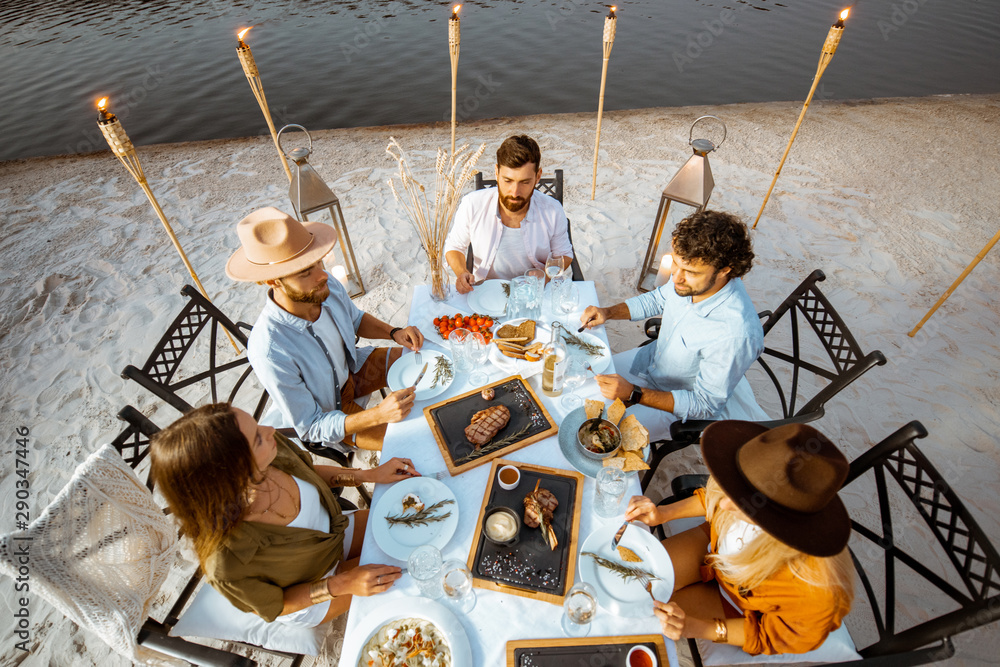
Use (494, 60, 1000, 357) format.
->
(674, 270, 719, 298)
(279, 281, 329, 304)
(499, 190, 531, 213)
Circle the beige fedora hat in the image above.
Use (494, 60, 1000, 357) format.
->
(226, 207, 338, 282)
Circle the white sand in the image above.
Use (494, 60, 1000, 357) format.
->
(1, 94, 998, 665)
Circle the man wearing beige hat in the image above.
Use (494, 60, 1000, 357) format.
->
(227, 206, 424, 452)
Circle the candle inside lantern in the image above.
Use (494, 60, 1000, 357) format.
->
(237, 26, 252, 47)
(655, 254, 673, 287)
(331, 264, 349, 289)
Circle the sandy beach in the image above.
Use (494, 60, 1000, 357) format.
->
(1, 93, 998, 665)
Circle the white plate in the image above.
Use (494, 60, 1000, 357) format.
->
(372, 477, 459, 561)
(578, 522, 675, 618)
(487, 317, 551, 377)
(387, 350, 454, 401)
(467, 279, 510, 317)
(349, 597, 473, 667)
(563, 331, 612, 374)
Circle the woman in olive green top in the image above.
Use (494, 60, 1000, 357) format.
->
(151, 403, 418, 625)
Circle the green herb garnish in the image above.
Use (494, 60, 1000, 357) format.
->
(428, 355, 454, 389)
(385, 499, 455, 528)
(453, 423, 532, 465)
(562, 331, 604, 357)
(502, 282, 511, 298)
(582, 552, 659, 583)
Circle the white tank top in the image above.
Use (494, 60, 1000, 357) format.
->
(286, 476, 330, 532)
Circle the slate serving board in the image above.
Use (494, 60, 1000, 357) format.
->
(505, 635, 669, 667)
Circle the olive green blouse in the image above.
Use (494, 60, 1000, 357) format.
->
(202, 433, 350, 622)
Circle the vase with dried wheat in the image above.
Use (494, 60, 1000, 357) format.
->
(386, 138, 487, 302)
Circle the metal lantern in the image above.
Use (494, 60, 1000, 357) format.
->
(278, 124, 365, 298)
(637, 115, 727, 292)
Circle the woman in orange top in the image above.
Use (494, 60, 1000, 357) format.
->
(626, 422, 854, 655)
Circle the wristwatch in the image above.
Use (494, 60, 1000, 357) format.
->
(626, 385, 643, 407)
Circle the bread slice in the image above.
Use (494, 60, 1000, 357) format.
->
(584, 399, 605, 420)
(607, 398, 627, 426)
(619, 415, 649, 452)
(622, 451, 650, 472)
(603, 456, 626, 470)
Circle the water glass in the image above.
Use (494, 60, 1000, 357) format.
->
(508, 276, 531, 319)
(407, 544, 443, 599)
(441, 559, 477, 613)
(557, 280, 579, 315)
(561, 582, 598, 636)
(594, 466, 627, 518)
(449, 328, 473, 374)
(468, 332, 489, 386)
(523, 268, 544, 319)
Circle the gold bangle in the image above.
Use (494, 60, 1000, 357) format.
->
(713, 618, 728, 644)
(309, 578, 334, 604)
(332, 471, 361, 487)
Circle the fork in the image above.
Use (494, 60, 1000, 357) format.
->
(426, 470, 449, 480)
(635, 572, 657, 601)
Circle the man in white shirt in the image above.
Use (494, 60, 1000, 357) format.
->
(444, 135, 573, 294)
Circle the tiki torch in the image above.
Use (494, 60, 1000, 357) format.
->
(95, 97, 239, 351)
(449, 5, 462, 161)
(753, 8, 850, 229)
(237, 27, 293, 181)
(591, 6, 617, 200)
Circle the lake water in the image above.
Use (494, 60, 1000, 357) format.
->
(2, 0, 998, 162)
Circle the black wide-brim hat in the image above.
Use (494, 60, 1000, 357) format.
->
(701, 421, 851, 558)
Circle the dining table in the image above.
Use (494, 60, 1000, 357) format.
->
(338, 281, 679, 667)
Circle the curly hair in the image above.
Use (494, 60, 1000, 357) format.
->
(671, 210, 754, 279)
(150, 403, 255, 565)
(496, 135, 541, 171)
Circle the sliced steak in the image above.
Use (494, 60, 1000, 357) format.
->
(464, 405, 511, 446)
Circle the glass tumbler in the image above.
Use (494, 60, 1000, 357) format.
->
(561, 581, 598, 636)
(594, 466, 627, 518)
(441, 559, 477, 613)
(407, 544, 443, 599)
(449, 328, 473, 374)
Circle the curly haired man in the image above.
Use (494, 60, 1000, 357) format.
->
(580, 211, 767, 439)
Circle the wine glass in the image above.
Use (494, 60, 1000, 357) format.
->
(557, 280, 579, 315)
(545, 254, 564, 282)
(561, 582, 597, 636)
(560, 356, 587, 409)
(468, 332, 489, 386)
(441, 559, 477, 613)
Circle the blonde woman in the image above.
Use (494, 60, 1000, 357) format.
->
(151, 403, 417, 625)
(626, 422, 854, 655)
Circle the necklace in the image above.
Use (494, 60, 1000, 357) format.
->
(246, 467, 300, 521)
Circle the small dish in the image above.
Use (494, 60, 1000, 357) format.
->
(627, 644, 658, 667)
(482, 506, 520, 546)
(577, 418, 621, 461)
(497, 465, 520, 490)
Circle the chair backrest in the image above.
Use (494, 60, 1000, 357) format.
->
(475, 168, 564, 204)
(754, 270, 886, 420)
(841, 421, 1000, 661)
(110, 405, 162, 490)
(122, 285, 268, 420)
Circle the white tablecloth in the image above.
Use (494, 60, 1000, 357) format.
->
(338, 282, 678, 667)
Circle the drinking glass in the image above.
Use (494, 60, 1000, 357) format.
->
(508, 276, 531, 320)
(557, 280, 579, 315)
(560, 356, 587, 409)
(545, 254, 564, 282)
(561, 582, 598, 637)
(441, 559, 477, 613)
(468, 332, 489, 386)
(407, 544, 444, 599)
(523, 268, 544, 319)
(594, 466, 627, 518)
(449, 328, 473, 374)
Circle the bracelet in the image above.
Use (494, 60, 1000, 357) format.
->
(309, 578, 334, 605)
(332, 471, 361, 487)
(712, 618, 728, 644)
(389, 327, 402, 342)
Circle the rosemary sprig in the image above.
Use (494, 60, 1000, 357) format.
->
(501, 282, 511, 298)
(454, 423, 532, 465)
(561, 331, 604, 357)
(582, 552, 659, 583)
(385, 499, 455, 528)
(428, 355, 454, 389)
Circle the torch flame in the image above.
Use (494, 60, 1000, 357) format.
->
(452, 4, 461, 16)
(97, 97, 108, 111)
(238, 27, 252, 41)
(611, 6, 617, 11)
(840, 8, 850, 20)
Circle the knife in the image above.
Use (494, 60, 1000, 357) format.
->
(611, 521, 631, 550)
(410, 362, 429, 389)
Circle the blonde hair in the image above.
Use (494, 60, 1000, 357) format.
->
(704, 477, 854, 600)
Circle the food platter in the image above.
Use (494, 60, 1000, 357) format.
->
(467, 279, 510, 317)
(562, 330, 612, 374)
(371, 476, 459, 561)
(467, 458, 584, 606)
(505, 635, 669, 667)
(487, 318, 551, 377)
(350, 597, 472, 667)
(557, 407, 650, 478)
(578, 522, 674, 618)
(387, 350, 454, 401)
(424, 376, 557, 475)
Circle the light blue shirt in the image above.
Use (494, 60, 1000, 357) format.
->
(248, 278, 372, 446)
(625, 277, 767, 422)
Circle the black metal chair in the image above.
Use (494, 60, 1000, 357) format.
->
(121, 285, 370, 505)
(653, 421, 1000, 666)
(472, 168, 585, 281)
(640, 270, 887, 491)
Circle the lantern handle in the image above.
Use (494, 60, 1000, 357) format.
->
(277, 124, 312, 158)
(689, 115, 726, 150)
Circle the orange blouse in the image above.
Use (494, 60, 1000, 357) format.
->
(692, 488, 851, 655)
